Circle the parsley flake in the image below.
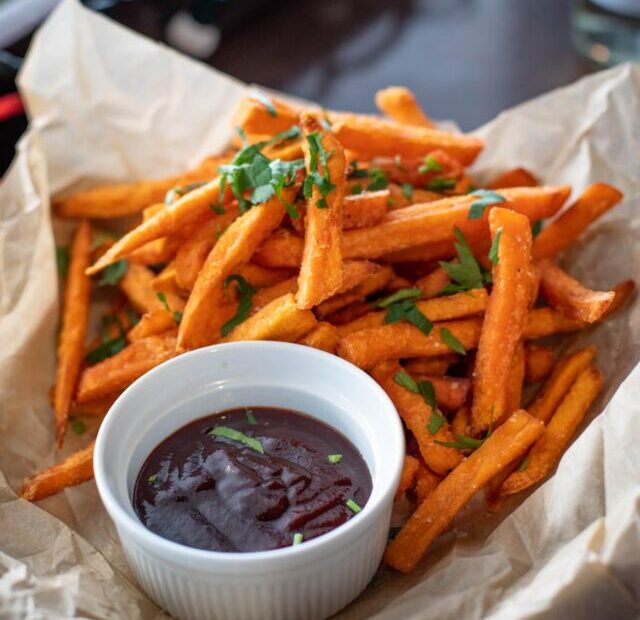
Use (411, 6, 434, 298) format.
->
(165, 181, 207, 205)
(85, 335, 126, 364)
(245, 409, 257, 425)
(327, 454, 342, 464)
(468, 189, 506, 220)
(440, 327, 466, 354)
(293, 532, 304, 545)
(70, 417, 86, 435)
(346, 498, 362, 514)
(98, 259, 128, 287)
(350, 184, 363, 195)
(156, 292, 182, 324)
(376, 288, 423, 308)
(531, 220, 544, 238)
(208, 425, 264, 454)
(517, 455, 530, 472)
(401, 183, 414, 200)
(434, 434, 484, 450)
(488, 227, 502, 265)
(148, 474, 158, 484)
(366, 168, 388, 191)
(439, 228, 491, 294)
(252, 92, 277, 117)
(56, 246, 70, 278)
(221, 274, 257, 336)
(425, 178, 456, 191)
(418, 155, 443, 174)
(394, 371, 445, 434)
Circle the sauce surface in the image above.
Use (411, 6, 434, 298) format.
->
(133, 407, 372, 552)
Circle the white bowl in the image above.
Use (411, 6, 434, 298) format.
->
(94, 341, 404, 620)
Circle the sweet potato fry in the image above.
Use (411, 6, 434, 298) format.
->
(233, 96, 300, 135)
(297, 321, 341, 353)
(120, 264, 185, 315)
(523, 307, 585, 339)
(416, 267, 449, 297)
(238, 263, 293, 288)
(223, 293, 317, 343)
(384, 409, 544, 572)
(296, 114, 346, 309)
(76, 335, 177, 403)
(127, 309, 176, 342)
(533, 183, 623, 260)
(524, 344, 554, 383)
(605, 279, 636, 316)
(504, 341, 526, 417)
(375, 86, 434, 128)
(324, 301, 372, 326)
(411, 375, 471, 411)
(342, 191, 390, 228)
(54, 220, 92, 447)
(371, 361, 462, 475)
(487, 167, 538, 189)
(338, 318, 482, 369)
(414, 462, 442, 504)
(528, 346, 596, 424)
(499, 365, 602, 498)
(404, 355, 458, 377)
(127, 236, 180, 267)
(471, 208, 533, 434)
(450, 406, 471, 437)
(69, 394, 119, 417)
(21, 442, 96, 502)
(150, 263, 181, 294)
(178, 188, 295, 350)
(396, 455, 420, 499)
(253, 229, 304, 269)
(539, 261, 615, 323)
(331, 115, 483, 165)
(336, 288, 487, 337)
(251, 277, 298, 312)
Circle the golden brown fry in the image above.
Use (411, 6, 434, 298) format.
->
(539, 260, 615, 323)
(324, 301, 372, 326)
(396, 455, 420, 499)
(338, 318, 482, 369)
(404, 355, 458, 377)
(487, 167, 538, 189)
(253, 229, 304, 268)
(223, 293, 317, 343)
(297, 321, 341, 354)
(471, 208, 533, 434)
(54, 220, 92, 447)
(411, 375, 471, 411)
(178, 188, 295, 350)
(499, 365, 602, 497)
(414, 461, 442, 504)
(296, 114, 346, 309)
(533, 183, 623, 260)
(604, 279, 636, 316)
(528, 346, 596, 424)
(504, 341, 526, 417)
(69, 394, 119, 417)
(384, 409, 544, 572)
(523, 307, 586, 339)
(233, 96, 300, 135)
(127, 309, 176, 342)
(76, 335, 177, 403)
(150, 263, 181, 294)
(524, 344, 554, 384)
(120, 264, 185, 315)
(251, 277, 298, 312)
(371, 361, 462, 475)
(416, 267, 449, 297)
(375, 86, 434, 128)
(21, 442, 96, 502)
(342, 191, 390, 228)
(238, 263, 294, 288)
(450, 406, 471, 437)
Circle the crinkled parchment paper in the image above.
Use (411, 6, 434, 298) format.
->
(1, 2, 639, 618)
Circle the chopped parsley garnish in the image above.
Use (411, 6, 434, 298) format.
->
(156, 292, 182, 324)
(401, 183, 414, 200)
(517, 455, 530, 472)
(376, 288, 432, 334)
(221, 274, 257, 337)
(69, 417, 86, 435)
(531, 220, 543, 238)
(303, 131, 336, 209)
(320, 108, 332, 131)
(438, 228, 491, 294)
(208, 425, 264, 454)
(327, 454, 342, 464)
(346, 498, 362, 514)
(210, 202, 226, 215)
(434, 434, 484, 450)
(488, 227, 502, 265)
(418, 155, 443, 174)
(376, 288, 423, 308)
(293, 532, 304, 545)
(90, 230, 117, 251)
(98, 259, 128, 287)
(85, 334, 126, 364)
(252, 92, 277, 117)
(425, 178, 456, 191)
(165, 181, 207, 205)
(125, 308, 140, 326)
(56, 246, 70, 278)
(440, 327, 466, 354)
(394, 371, 446, 435)
(349, 160, 369, 179)
(148, 474, 158, 484)
(366, 168, 388, 191)
(468, 189, 506, 220)
(350, 184, 363, 195)
(245, 409, 257, 425)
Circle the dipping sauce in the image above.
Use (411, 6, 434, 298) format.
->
(133, 407, 372, 552)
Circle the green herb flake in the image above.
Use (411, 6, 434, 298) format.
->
(98, 260, 128, 287)
(401, 183, 414, 200)
(418, 155, 443, 174)
(531, 220, 544, 238)
(220, 274, 257, 336)
(327, 454, 343, 464)
(439, 228, 491, 294)
(208, 425, 264, 454)
(70, 417, 86, 435)
(350, 184, 363, 195)
(210, 202, 226, 215)
(124, 308, 140, 326)
(156, 292, 182, 324)
(253, 92, 277, 117)
(349, 160, 369, 179)
(165, 181, 207, 205)
(376, 288, 423, 308)
(425, 178, 456, 191)
(85, 335, 126, 364)
(366, 168, 388, 191)
(56, 246, 70, 279)
(440, 327, 466, 355)
(427, 410, 447, 435)
(394, 372, 444, 435)
(292, 532, 304, 545)
(488, 227, 502, 265)
(517, 455, 530, 472)
(90, 230, 117, 251)
(346, 498, 362, 514)
(148, 474, 158, 484)
(434, 434, 484, 451)
(245, 409, 257, 425)
(468, 189, 506, 220)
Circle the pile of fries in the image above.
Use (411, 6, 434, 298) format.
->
(22, 86, 634, 573)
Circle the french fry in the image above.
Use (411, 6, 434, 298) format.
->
(120, 264, 185, 315)
(487, 167, 538, 189)
(404, 355, 458, 377)
(416, 267, 449, 297)
(336, 288, 488, 337)
(414, 461, 442, 504)
(471, 208, 533, 434)
(127, 309, 176, 342)
(254, 229, 304, 269)
(342, 191, 390, 229)
(528, 346, 596, 424)
(331, 114, 483, 164)
(297, 322, 341, 353)
(53, 155, 225, 219)
(76, 335, 177, 403)
(499, 365, 602, 498)
(127, 236, 180, 267)
(411, 375, 471, 411)
(504, 341, 526, 416)
(233, 96, 300, 135)
(375, 86, 434, 128)
(324, 301, 372, 326)
(533, 183, 623, 260)
(450, 406, 471, 437)
(538, 260, 615, 323)
(21, 442, 96, 502)
(338, 318, 482, 369)
(524, 344, 554, 383)
(384, 409, 544, 572)
(296, 114, 346, 309)
(371, 361, 462, 475)
(151, 263, 181, 294)
(223, 293, 317, 343)
(54, 220, 92, 447)
(252, 277, 298, 311)
(178, 188, 295, 350)
(372, 150, 462, 189)
(238, 263, 294, 288)
(605, 279, 636, 316)
(396, 455, 420, 499)
(69, 394, 120, 417)
(523, 307, 586, 339)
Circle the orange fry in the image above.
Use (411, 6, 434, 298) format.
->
(127, 309, 176, 342)
(120, 264, 185, 315)
(416, 267, 449, 297)
(504, 341, 526, 417)
(450, 406, 471, 437)
(499, 365, 602, 497)
(487, 167, 538, 189)
(384, 409, 544, 572)
(21, 442, 95, 502)
(404, 355, 458, 377)
(471, 207, 533, 434)
(375, 86, 434, 128)
(523, 307, 585, 339)
(396, 455, 420, 499)
(126, 237, 180, 267)
(414, 461, 442, 504)
(411, 375, 471, 411)
(324, 301, 372, 326)
(524, 344, 554, 383)
(539, 261, 615, 323)
(252, 277, 298, 312)
(342, 191, 390, 229)
(54, 220, 92, 447)
(233, 96, 300, 135)
(297, 321, 341, 353)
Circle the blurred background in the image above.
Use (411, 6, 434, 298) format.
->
(1, 0, 639, 175)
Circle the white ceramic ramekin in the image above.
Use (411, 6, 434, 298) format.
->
(94, 341, 404, 620)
